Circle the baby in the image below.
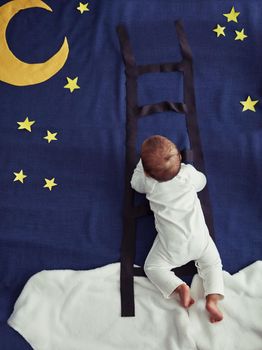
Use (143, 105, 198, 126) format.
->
(131, 135, 224, 323)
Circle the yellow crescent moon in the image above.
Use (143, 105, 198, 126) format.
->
(0, 0, 69, 86)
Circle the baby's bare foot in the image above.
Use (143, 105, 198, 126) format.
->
(175, 284, 195, 308)
(206, 294, 223, 323)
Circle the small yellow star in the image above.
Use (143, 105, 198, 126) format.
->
(213, 24, 226, 37)
(223, 6, 240, 23)
(43, 178, 58, 191)
(43, 130, 58, 143)
(77, 2, 90, 14)
(13, 170, 27, 183)
(235, 29, 248, 41)
(64, 77, 80, 93)
(17, 117, 35, 132)
(240, 96, 259, 112)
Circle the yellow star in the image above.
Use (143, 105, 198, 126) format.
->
(77, 2, 90, 14)
(17, 117, 35, 132)
(13, 170, 27, 183)
(213, 24, 226, 37)
(223, 6, 240, 23)
(43, 178, 58, 191)
(240, 96, 259, 112)
(43, 130, 58, 143)
(64, 77, 80, 93)
(235, 29, 248, 41)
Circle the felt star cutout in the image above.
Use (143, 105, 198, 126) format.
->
(43, 178, 57, 191)
(213, 24, 226, 37)
(17, 117, 35, 132)
(13, 170, 27, 183)
(223, 6, 240, 23)
(64, 77, 80, 93)
(235, 29, 248, 41)
(240, 96, 259, 112)
(77, 2, 90, 14)
(43, 130, 58, 143)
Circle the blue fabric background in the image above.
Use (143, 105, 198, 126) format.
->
(0, 0, 261, 348)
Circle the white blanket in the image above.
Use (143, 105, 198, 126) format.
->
(8, 261, 262, 350)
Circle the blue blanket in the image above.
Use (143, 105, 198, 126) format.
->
(0, 0, 261, 348)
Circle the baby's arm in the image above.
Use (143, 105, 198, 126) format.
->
(186, 164, 207, 192)
(130, 159, 146, 193)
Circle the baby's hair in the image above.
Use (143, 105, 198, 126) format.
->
(141, 135, 181, 182)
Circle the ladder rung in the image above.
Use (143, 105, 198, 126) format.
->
(132, 203, 152, 218)
(137, 61, 184, 75)
(134, 267, 146, 276)
(137, 101, 187, 117)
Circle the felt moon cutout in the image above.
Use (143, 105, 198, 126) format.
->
(0, 0, 69, 86)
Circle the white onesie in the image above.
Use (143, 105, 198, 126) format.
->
(131, 160, 224, 299)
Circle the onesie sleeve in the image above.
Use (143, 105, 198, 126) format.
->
(185, 164, 207, 192)
(130, 159, 147, 194)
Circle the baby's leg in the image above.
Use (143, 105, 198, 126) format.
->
(206, 294, 223, 323)
(172, 283, 195, 308)
(144, 263, 194, 307)
(195, 237, 224, 322)
(144, 240, 194, 307)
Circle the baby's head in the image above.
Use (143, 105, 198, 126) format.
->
(141, 135, 181, 182)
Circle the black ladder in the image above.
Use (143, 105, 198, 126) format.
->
(117, 20, 215, 317)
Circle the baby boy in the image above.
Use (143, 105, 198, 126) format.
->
(131, 135, 224, 322)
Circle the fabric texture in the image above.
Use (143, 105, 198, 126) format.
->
(8, 261, 262, 350)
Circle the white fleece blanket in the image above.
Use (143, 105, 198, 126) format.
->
(8, 261, 262, 350)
